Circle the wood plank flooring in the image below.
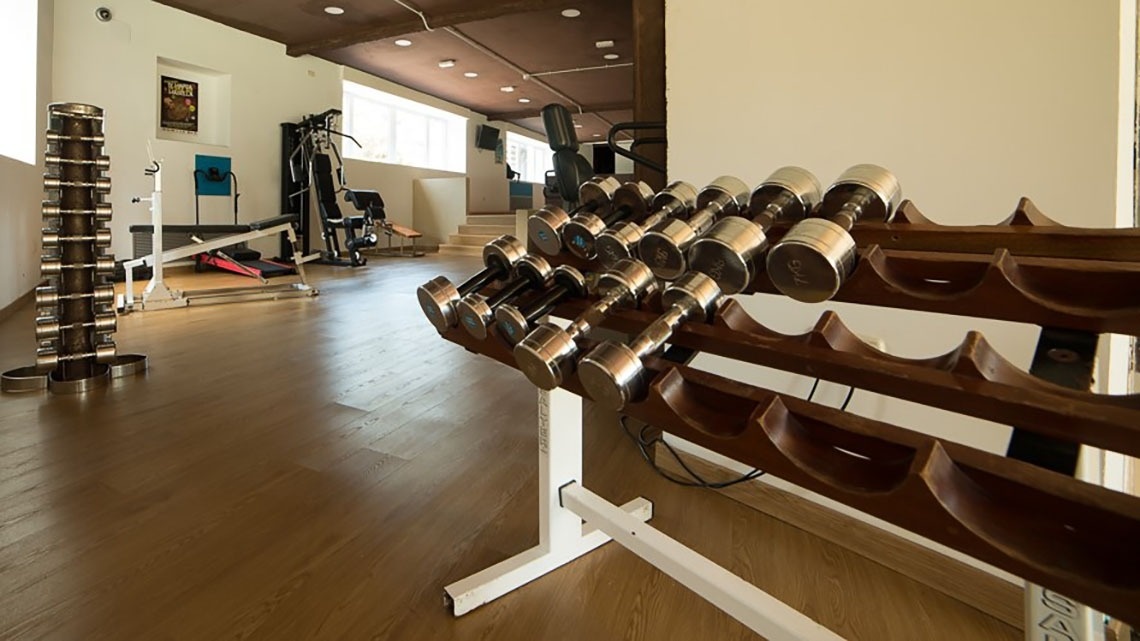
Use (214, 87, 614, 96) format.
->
(0, 257, 1020, 641)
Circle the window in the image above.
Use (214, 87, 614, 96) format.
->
(505, 132, 554, 184)
(0, 0, 37, 164)
(342, 81, 466, 173)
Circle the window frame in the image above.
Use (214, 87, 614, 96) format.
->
(341, 81, 467, 174)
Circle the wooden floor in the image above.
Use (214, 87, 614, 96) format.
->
(0, 256, 1020, 641)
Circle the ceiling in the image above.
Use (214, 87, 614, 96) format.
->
(154, 0, 635, 141)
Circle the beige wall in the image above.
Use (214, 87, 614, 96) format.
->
(666, 0, 1132, 576)
(0, 0, 53, 311)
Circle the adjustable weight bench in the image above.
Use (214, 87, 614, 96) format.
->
(343, 189, 424, 257)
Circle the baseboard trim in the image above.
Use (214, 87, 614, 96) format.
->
(0, 286, 36, 325)
(655, 442, 1024, 629)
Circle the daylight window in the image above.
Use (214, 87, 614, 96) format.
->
(505, 132, 555, 184)
(0, 0, 38, 165)
(342, 81, 466, 173)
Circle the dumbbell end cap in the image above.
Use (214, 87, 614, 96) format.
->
(495, 305, 530, 345)
(594, 233, 635, 269)
(765, 219, 855, 303)
(528, 209, 569, 256)
(456, 295, 493, 340)
(638, 228, 688, 281)
(578, 342, 643, 410)
(417, 277, 461, 333)
(514, 324, 576, 390)
(562, 214, 605, 259)
(688, 237, 752, 296)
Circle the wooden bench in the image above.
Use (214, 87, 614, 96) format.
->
(379, 222, 424, 257)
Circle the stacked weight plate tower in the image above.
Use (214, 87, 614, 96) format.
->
(418, 166, 1140, 634)
(1, 103, 146, 394)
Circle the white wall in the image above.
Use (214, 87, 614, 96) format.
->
(666, 0, 1132, 575)
(53, 0, 342, 259)
(0, 0, 53, 311)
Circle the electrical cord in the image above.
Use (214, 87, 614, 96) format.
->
(622, 377, 857, 489)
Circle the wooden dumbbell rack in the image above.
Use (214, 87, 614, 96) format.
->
(1, 103, 146, 395)
(437, 199, 1140, 637)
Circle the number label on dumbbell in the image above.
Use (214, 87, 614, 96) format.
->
(652, 246, 669, 267)
(706, 258, 726, 282)
(788, 258, 809, 286)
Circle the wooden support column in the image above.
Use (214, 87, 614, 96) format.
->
(633, 0, 666, 190)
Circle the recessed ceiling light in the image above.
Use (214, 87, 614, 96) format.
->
(573, 123, 583, 128)
(561, 8, 581, 18)
(324, 6, 345, 15)
(603, 53, 619, 60)
(500, 85, 516, 93)
(518, 98, 531, 103)
(438, 59, 456, 68)
(464, 71, 479, 78)
(394, 39, 413, 47)
(592, 133, 601, 137)
(595, 40, 615, 49)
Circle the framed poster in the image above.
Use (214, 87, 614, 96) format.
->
(160, 75, 199, 133)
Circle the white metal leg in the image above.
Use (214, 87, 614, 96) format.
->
(445, 387, 653, 615)
(445, 387, 845, 640)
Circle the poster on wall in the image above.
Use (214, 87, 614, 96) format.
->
(160, 76, 199, 133)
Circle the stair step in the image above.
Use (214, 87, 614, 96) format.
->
(458, 224, 515, 236)
(468, 211, 515, 216)
(438, 244, 483, 257)
(449, 234, 498, 246)
(465, 214, 515, 226)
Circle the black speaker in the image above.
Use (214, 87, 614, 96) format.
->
(592, 144, 616, 174)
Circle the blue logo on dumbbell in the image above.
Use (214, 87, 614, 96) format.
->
(463, 315, 478, 329)
(505, 324, 517, 337)
(572, 235, 586, 249)
(538, 230, 549, 241)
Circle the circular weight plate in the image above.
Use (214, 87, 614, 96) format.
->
(1, 366, 49, 393)
(110, 354, 148, 378)
(48, 364, 111, 395)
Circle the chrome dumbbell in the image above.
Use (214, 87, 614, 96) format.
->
(417, 235, 527, 332)
(44, 155, 111, 170)
(528, 176, 622, 255)
(766, 164, 901, 303)
(35, 284, 116, 307)
(35, 314, 117, 340)
(46, 131, 106, 144)
(688, 167, 822, 294)
(514, 259, 657, 390)
(42, 203, 113, 221)
(42, 230, 113, 248)
(456, 255, 553, 340)
(578, 272, 722, 410)
(41, 257, 116, 275)
(43, 176, 112, 192)
(561, 181, 655, 260)
(638, 176, 751, 280)
(35, 342, 117, 370)
(594, 180, 699, 269)
(495, 266, 589, 346)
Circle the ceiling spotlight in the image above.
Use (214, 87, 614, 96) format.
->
(500, 86, 516, 93)
(603, 53, 620, 60)
(464, 71, 479, 78)
(518, 98, 532, 103)
(324, 6, 345, 15)
(394, 39, 413, 47)
(561, 8, 581, 18)
(595, 40, 615, 49)
(438, 59, 456, 68)
(573, 123, 583, 128)
(592, 133, 601, 137)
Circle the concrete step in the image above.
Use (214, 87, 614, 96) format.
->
(458, 224, 514, 236)
(437, 244, 483, 257)
(465, 214, 514, 226)
(449, 233, 498, 246)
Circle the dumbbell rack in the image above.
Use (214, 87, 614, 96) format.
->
(1, 103, 146, 395)
(432, 196, 1140, 637)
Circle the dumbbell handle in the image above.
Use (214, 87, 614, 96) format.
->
(627, 300, 702, 360)
(457, 264, 508, 298)
(570, 196, 606, 216)
(685, 198, 734, 237)
(827, 187, 879, 231)
(566, 286, 631, 340)
(600, 203, 636, 227)
(516, 283, 576, 325)
(751, 190, 801, 229)
(485, 275, 536, 309)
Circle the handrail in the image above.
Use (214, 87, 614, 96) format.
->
(607, 121, 666, 174)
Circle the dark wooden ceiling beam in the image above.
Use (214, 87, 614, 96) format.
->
(287, 0, 578, 57)
(633, 0, 666, 189)
(485, 101, 632, 122)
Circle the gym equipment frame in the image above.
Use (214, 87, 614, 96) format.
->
(428, 189, 1140, 635)
(120, 157, 318, 312)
